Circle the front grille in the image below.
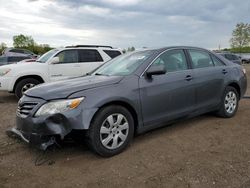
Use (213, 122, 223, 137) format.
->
(17, 102, 38, 117)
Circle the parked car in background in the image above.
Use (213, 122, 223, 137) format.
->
(8, 46, 247, 157)
(217, 52, 242, 65)
(0, 45, 122, 98)
(2, 48, 37, 58)
(0, 56, 34, 66)
(240, 54, 250, 64)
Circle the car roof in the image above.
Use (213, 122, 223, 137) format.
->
(64, 45, 121, 51)
(144, 46, 212, 54)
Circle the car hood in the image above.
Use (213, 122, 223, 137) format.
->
(25, 75, 124, 100)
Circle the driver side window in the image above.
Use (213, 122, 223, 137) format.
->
(151, 49, 188, 73)
(56, 50, 78, 64)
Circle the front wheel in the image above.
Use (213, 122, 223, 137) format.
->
(216, 86, 239, 118)
(86, 105, 134, 157)
(15, 78, 40, 99)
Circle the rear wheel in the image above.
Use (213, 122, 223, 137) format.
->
(15, 78, 40, 98)
(86, 105, 134, 157)
(216, 86, 239, 118)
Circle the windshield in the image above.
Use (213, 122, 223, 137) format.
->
(92, 50, 154, 76)
(36, 49, 59, 63)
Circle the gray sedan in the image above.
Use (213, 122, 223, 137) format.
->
(8, 46, 247, 157)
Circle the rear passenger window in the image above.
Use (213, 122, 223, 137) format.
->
(0, 57, 7, 63)
(211, 55, 225, 66)
(56, 50, 78, 64)
(10, 49, 24, 53)
(103, 50, 121, 58)
(189, 50, 214, 68)
(78, 49, 103, 62)
(8, 56, 26, 62)
(151, 49, 188, 73)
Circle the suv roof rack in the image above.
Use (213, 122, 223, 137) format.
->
(65, 45, 113, 49)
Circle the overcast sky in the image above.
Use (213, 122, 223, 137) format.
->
(0, 0, 249, 49)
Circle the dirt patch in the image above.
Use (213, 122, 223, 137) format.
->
(0, 65, 250, 188)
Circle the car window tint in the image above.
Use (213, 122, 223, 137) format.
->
(231, 54, 240, 60)
(78, 49, 103, 62)
(151, 49, 188, 73)
(189, 50, 214, 68)
(225, 54, 233, 60)
(8, 56, 27, 62)
(211, 55, 225, 66)
(103, 50, 121, 58)
(10, 49, 24, 53)
(0, 57, 7, 63)
(56, 50, 78, 64)
(23, 50, 32, 55)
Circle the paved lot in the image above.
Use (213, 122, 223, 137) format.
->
(0, 65, 250, 188)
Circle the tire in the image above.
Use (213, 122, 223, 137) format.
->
(15, 78, 40, 99)
(216, 86, 239, 118)
(86, 105, 134, 157)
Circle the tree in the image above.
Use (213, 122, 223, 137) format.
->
(12, 34, 52, 55)
(127, 46, 135, 52)
(13, 34, 35, 48)
(0, 42, 7, 54)
(230, 23, 250, 51)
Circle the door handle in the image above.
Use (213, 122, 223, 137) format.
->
(222, 69, 228, 74)
(185, 75, 193, 81)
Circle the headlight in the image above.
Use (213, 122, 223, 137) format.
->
(35, 97, 84, 117)
(0, 68, 11, 76)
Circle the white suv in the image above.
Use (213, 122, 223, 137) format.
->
(0, 45, 122, 98)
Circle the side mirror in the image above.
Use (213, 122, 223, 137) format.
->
(50, 57, 59, 64)
(146, 65, 166, 78)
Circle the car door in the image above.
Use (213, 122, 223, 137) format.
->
(187, 49, 226, 111)
(49, 49, 82, 81)
(78, 49, 105, 75)
(139, 49, 196, 127)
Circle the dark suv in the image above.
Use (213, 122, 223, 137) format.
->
(217, 52, 242, 65)
(2, 48, 37, 58)
(0, 56, 31, 66)
(9, 46, 247, 157)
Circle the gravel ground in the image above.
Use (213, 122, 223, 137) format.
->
(0, 65, 250, 188)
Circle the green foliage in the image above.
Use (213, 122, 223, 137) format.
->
(230, 46, 250, 53)
(11, 34, 52, 55)
(0, 42, 7, 54)
(27, 44, 53, 55)
(13, 34, 35, 48)
(220, 47, 250, 53)
(230, 23, 250, 50)
(127, 46, 135, 52)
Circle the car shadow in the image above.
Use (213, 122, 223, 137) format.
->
(27, 113, 216, 162)
(0, 92, 18, 104)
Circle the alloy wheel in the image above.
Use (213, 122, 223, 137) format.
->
(100, 113, 129, 150)
(224, 91, 237, 114)
(21, 83, 35, 94)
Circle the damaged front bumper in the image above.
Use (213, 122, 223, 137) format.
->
(6, 127, 57, 150)
(7, 95, 98, 150)
(6, 95, 76, 150)
(7, 112, 74, 150)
